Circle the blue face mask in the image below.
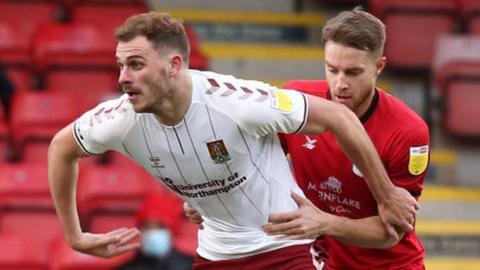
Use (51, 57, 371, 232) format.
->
(141, 229, 172, 257)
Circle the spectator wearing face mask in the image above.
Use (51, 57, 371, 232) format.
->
(116, 191, 193, 270)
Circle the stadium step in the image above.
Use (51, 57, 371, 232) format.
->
(418, 185, 480, 269)
(202, 42, 324, 82)
(150, 0, 297, 13)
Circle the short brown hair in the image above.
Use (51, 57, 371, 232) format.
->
(321, 7, 386, 57)
(115, 12, 190, 64)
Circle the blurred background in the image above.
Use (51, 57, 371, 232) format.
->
(0, 0, 479, 269)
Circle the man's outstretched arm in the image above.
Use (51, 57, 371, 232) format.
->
(263, 192, 404, 248)
(300, 94, 418, 235)
(185, 193, 404, 249)
(48, 124, 140, 257)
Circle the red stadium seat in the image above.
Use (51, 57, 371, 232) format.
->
(457, 0, 480, 34)
(77, 163, 150, 232)
(32, 22, 119, 103)
(0, 19, 31, 67)
(370, 0, 458, 70)
(9, 91, 82, 160)
(0, 234, 45, 270)
(0, 162, 61, 266)
(33, 23, 115, 70)
(434, 35, 480, 137)
(49, 237, 134, 270)
(0, 0, 60, 67)
(22, 141, 51, 164)
(0, 211, 62, 266)
(68, 0, 147, 39)
(0, 162, 51, 207)
(68, 1, 209, 70)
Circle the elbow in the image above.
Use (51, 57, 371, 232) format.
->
(48, 124, 82, 162)
(376, 239, 399, 249)
(327, 104, 360, 133)
(377, 231, 404, 249)
(48, 130, 65, 159)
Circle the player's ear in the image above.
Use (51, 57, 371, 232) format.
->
(168, 54, 183, 77)
(376, 56, 387, 76)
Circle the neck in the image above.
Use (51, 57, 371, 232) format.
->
(153, 69, 192, 126)
(353, 88, 376, 118)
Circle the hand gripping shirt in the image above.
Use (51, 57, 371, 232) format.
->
(281, 80, 429, 270)
(73, 70, 313, 261)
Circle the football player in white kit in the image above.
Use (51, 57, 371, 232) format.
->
(48, 12, 418, 270)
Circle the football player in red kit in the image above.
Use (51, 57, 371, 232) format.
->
(265, 7, 429, 270)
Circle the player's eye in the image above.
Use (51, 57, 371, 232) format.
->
(129, 61, 144, 70)
(327, 67, 338, 74)
(346, 69, 362, 76)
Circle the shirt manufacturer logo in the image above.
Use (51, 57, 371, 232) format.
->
(149, 156, 165, 168)
(302, 135, 317, 150)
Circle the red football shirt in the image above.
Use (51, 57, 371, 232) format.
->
(281, 80, 429, 270)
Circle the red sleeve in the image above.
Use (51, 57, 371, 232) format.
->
(386, 122, 430, 199)
(278, 133, 289, 154)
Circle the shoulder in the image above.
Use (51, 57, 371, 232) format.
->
(374, 91, 430, 160)
(377, 90, 429, 136)
(191, 69, 275, 96)
(283, 80, 329, 98)
(74, 94, 136, 154)
(78, 94, 135, 130)
(190, 70, 307, 136)
(191, 69, 303, 115)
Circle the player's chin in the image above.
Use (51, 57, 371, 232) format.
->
(130, 102, 148, 113)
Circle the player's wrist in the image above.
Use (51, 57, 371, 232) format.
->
(371, 179, 396, 204)
(323, 214, 344, 237)
(64, 226, 84, 247)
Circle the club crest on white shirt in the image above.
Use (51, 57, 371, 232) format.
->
(302, 135, 317, 150)
(207, 140, 231, 164)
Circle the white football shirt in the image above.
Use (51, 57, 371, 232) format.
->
(73, 70, 313, 260)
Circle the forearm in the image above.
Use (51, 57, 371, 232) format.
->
(327, 215, 403, 249)
(302, 95, 398, 207)
(302, 96, 393, 203)
(329, 109, 393, 203)
(48, 126, 84, 244)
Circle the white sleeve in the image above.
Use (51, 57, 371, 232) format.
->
(200, 73, 308, 137)
(72, 95, 134, 155)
